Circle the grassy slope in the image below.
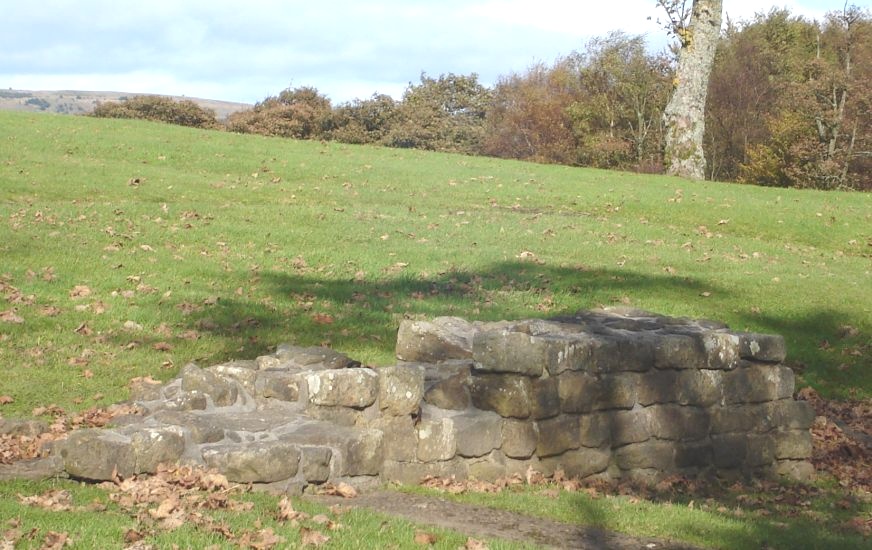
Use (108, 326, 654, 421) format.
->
(1, 111, 870, 548)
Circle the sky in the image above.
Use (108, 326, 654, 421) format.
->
(0, 1, 846, 105)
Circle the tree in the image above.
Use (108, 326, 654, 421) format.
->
(227, 86, 332, 139)
(660, 0, 723, 179)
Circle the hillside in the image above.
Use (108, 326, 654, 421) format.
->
(0, 88, 251, 119)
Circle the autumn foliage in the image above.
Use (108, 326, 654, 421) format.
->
(92, 95, 219, 129)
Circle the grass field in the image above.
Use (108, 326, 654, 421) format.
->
(1, 111, 870, 548)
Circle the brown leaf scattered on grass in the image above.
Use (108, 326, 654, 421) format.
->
(316, 482, 357, 498)
(311, 313, 334, 325)
(38, 306, 62, 317)
(239, 527, 283, 549)
(18, 489, 73, 511)
(414, 530, 438, 545)
(0, 309, 24, 324)
(0, 396, 13, 405)
(299, 527, 330, 547)
(463, 538, 489, 550)
(40, 531, 72, 549)
(73, 322, 92, 335)
(68, 285, 91, 299)
(277, 496, 309, 523)
(152, 342, 173, 352)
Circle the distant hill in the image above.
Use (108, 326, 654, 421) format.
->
(0, 89, 251, 120)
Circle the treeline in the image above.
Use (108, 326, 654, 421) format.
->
(92, 8, 870, 190)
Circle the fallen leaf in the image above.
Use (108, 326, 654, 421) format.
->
(277, 496, 309, 523)
(82, 370, 94, 379)
(40, 531, 71, 549)
(317, 482, 357, 498)
(0, 395, 13, 405)
(0, 310, 24, 324)
(464, 538, 489, 550)
(414, 530, 438, 545)
(69, 285, 91, 299)
(300, 527, 330, 547)
(73, 322, 92, 335)
(311, 313, 334, 325)
(148, 496, 179, 520)
(152, 342, 173, 352)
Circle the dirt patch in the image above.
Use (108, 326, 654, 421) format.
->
(309, 490, 702, 550)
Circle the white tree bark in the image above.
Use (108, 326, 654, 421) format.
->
(663, 0, 723, 180)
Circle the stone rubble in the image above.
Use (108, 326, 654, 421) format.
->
(3, 308, 815, 491)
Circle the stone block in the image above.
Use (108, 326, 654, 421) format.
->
(501, 420, 538, 459)
(608, 408, 652, 446)
(300, 446, 332, 483)
(128, 378, 165, 402)
(615, 441, 674, 470)
(165, 392, 209, 411)
(592, 374, 638, 411)
(202, 440, 301, 483)
(503, 455, 544, 477)
(283, 422, 383, 477)
(723, 364, 794, 404)
(181, 363, 239, 407)
(649, 405, 709, 441)
(58, 429, 135, 480)
(469, 374, 532, 419)
(255, 371, 302, 402)
(557, 372, 598, 414)
(129, 427, 186, 474)
(473, 330, 545, 377)
(396, 317, 473, 362)
(371, 415, 418, 462)
(746, 434, 776, 467)
(653, 334, 706, 370)
(770, 400, 815, 430)
(306, 368, 378, 408)
(417, 418, 457, 462)
(379, 365, 424, 416)
(698, 332, 741, 370)
(467, 451, 507, 481)
(675, 442, 713, 468)
(209, 364, 257, 393)
(676, 370, 722, 407)
(637, 370, 678, 406)
(774, 430, 812, 460)
(710, 404, 771, 434)
(424, 371, 470, 410)
(151, 410, 225, 444)
(579, 413, 611, 448)
(275, 345, 355, 369)
(737, 333, 786, 363)
(381, 459, 468, 485)
(454, 412, 502, 458)
(774, 460, 815, 481)
(711, 434, 747, 469)
(540, 447, 610, 479)
(531, 377, 561, 419)
(0, 418, 49, 437)
(305, 405, 367, 427)
(588, 334, 655, 373)
(535, 415, 580, 457)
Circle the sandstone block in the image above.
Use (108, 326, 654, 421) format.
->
(676, 370, 722, 406)
(588, 334, 655, 373)
(396, 317, 473, 362)
(202, 440, 300, 483)
(209, 364, 257, 393)
(770, 400, 815, 430)
(275, 345, 355, 369)
(698, 332, 741, 370)
(535, 415, 580, 457)
(129, 427, 186, 474)
(557, 371, 598, 414)
(371, 415, 417, 462)
(0, 418, 49, 437)
(306, 368, 378, 408)
(128, 378, 165, 402)
(473, 330, 545, 376)
(282, 422, 383, 477)
(300, 446, 332, 483)
(379, 365, 424, 416)
(675, 442, 713, 468)
(774, 430, 812, 460)
(531, 377, 561, 419)
(454, 412, 503, 458)
(653, 334, 706, 370)
(501, 420, 538, 459)
(649, 405, 709, 441)
(723, 364, 794, 404)
(180, 363, 239, 407)
(540, 447, 610, 479)
(417, 418, 457, 462)
(746, 434, 776, 467)
(469, 374, 532, 418)
(710, 404, 772, 434)
(711, 434, 747, 469)
(152, 410, 225, 444)
(637, 370, 679, 406)
(774, 460, 815, 481)
(381, 459, 468, 485)
(616, 441, 674, 470)
(608, 409, 651, 446)
(579, 413, 611, 448)
(737, 333, 786, 363)
(255, 371, 302, 402)
(467, 450, 507, 481)
(423, 371, 470, 410)
(58, 429, 135, 480)
(593, 374, 638, 411)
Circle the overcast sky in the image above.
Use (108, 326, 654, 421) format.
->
(0, 1, 843, 105)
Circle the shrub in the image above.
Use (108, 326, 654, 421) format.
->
(91, 96, 219, 129)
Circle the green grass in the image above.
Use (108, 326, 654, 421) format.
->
(1, 111, 870, 548)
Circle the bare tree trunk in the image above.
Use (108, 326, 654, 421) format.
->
(663, 0, 723, 180)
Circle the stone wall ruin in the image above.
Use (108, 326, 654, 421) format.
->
(38, 308, 814, 492)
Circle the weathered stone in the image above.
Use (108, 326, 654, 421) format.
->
(649, 405, 709, 441)
(300, 446, 332, 483)
(468, 451, 507, 481)
(746, 434, 776, 467)
(654, 334, 706, 370)
(0, 455, 66, 481)
(423, 371, 470, 410)
(675, 442, 713, 468)
(209, 364, 257, 393)
(129, 427, 186, 474)
(540, 447, 611, 479)
(711, 434, 747, 469)
(306, 368, 378, 408)
(770, 400, 815, 430)
(58, 429, 135, 480)
(531, 377, 561, 419)
(454, 411, 502, 458)
(535, 415, 580, 457)
(503, 455, 544, 477)
(472, 330, 540, 376)
(774, 430, 812, 460)
(396, 317, 474, 362)
(774, 460, 815, 481)
(255, 371, 302, 402)
(593, 374, 638, 411)
(202, 440, 300, 483)
(637, 370, 679, 406)
(557, 371, 598, 414)
(589, 334, 655, 373)
(371, 415, 417, 462)
(0, 418, 49, 437)
(180, 363, 239, 407)
(737, 333, 786, 363)
(379, 365, 424, 416)
(151, 410, 226, 444)
(256, 355, 283, 370)
(417, 418, 457, 462)
(128, 378, 165, 402)
(616, 441, 674, 470)
(710, 404, 772, 434)
(723, 363, 794, 404)
(164, 391, 209, 411)
(608, 409, 651, 446)
(275, 345, 355, 369)
(305, 405, 367, 427)
(280, 422, 383, 477)
(469, 374, 532, 419)
(676, 370, 722, 406)
(698, 332, 741, 370)
(501, 420, 538, 459)
(381, 459, 468, 485)
(579, 413, 611, 448)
